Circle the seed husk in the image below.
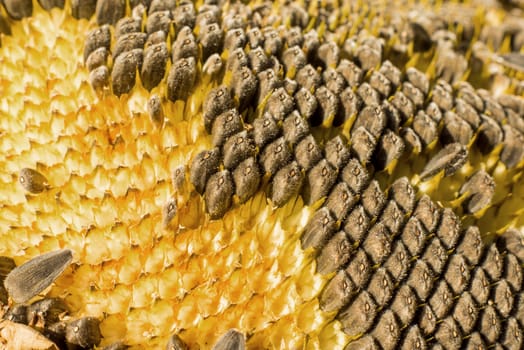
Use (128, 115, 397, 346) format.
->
(420, 143, 468, 181)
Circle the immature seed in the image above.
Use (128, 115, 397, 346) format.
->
(19, 168, 48, 194)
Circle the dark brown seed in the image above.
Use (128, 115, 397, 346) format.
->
(4, 304, 28, 324)
(401, 326, 426, 350)
(482, 244, 503, 282)
(166, 334, 188, 350)
(341, 158, 369, 195)
(96, 0, 125, 25)
(263, 30, 283, 56)
(498, 229, 524, 263)
(205, 170, 234, 220)
(319, 270, 356, 313)
(422, 237, 448, 274)
(501, 125, 524, 169)
(479, 305, 501, 343)
(418, 305, 437, 336)
(501, 317, 523, 350)
(362, 223, 391, 265)
(89, 65, 110, 91)
(470, 267, 490, 305)
(112, 49, 143, 96)
(338, 291, 378, 337)
(4, 249, 73, 303)
(389, 177, 415, 214)
(407, 259, 434, 301)
(212, 329, 245, 350)
(66, 317, 101, 349)
(295, 88, 318, 120)
(224, 28, 246, 52)
(162, 197, 177, 228)
(456, 226, 484, 266)
(222, 131, 255, 170)
(453, 292, 477, 333)
(459, 170, 495, 214)
(211, 109, 243, 148)
(115, 17, 141, 39)
(172, 33, 198, 62)
(3, 0, 33, 20)
(147, 94, 164, 127)
(372, 310, 401, 350)
(420, 143, 468, 181)
(259, 137, 292, 175)
(435, 317, 462, 350)
(172, 3, 195, 29)
(296, 64, 321, 91)
(72, 0, 96, 19)
(367, 267, 394, 307)
(232, 157, 261, 204)
(369, 71, 392, 97)
(301, 207, 337, 251)
(361, 180, 386, 219)
(384, 240, 410, 282)
(401, 217, 427, 257)
(231, 66, 258, 111)
(252, 113, 279, 149)
(189, 148, 221, 195)
(283, 111, 309, 147)
(84, 25, 111, 63)
(305, 159, 338, 205)
(141, 43, 169, 91)
(324, 182, 357, 221)
(295, 135, 322, 171)
(314, 86, 340, 125)
(199, 23, 224, 61)
(19, 168, 48, 194)
(504, 253, 523, 292)
(203, 86, 235, 133)
(430, 280, 454, 319)
(271, 161, 304, 207)
(86, 47, 109, 71)
(493, 280, 514, 318)
(167, 57, 197, 102)
(465, 332, 485, 350)
(444, 254, 471, 294)
(441, 111, 474, 146)
(264, 88, 295, 121)
(27, 297, 68, 327)
(316, 231, 353, 275)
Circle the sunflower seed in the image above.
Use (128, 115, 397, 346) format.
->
(196, 8, 219, 28)
(112, 49, 143, 96)
(422, 237, 448, 274)
(319, 270, 356, 313)
(400, 217, 427, 257)
(203, 87, 235, 133)
(245, 47, 269, 74)
(388, 177, 415, 214)
(353, 106, 387, 140)
(89, 65, 110, 91)
(367, 267, 394, 307)
(402, 82, 425, 108)
(383, 240, 410, 282)
(232, 157, 261, 204)
(362, 223, 391, 265)
(412, 112, 438, 147)
(85, 47, 108, 71)
(324, 136, 350, 170)
(479, 305, 501, 343)
(452, 291, 478, 334)
(27, 298, 68, 327)
(4, 249, 72, 303)
(205, 170, 234, 219)
(341, 158, 369, 195)
(294, 88, 318, 121)
(172, 3, 195, 29)
(271, 161, 304, 207)
(317, 41, 339, 68)
(222, 131, 255, 170)
(401, 326, 426, 350)
(113, 32, 147, 60)
(324, 182, 357, 221)
(281, 46, 307, 75)
(430, 280, 454, 319)
(379, 200, 404, 236)
(372, 310, 401, 350)
(369, 71, 392, 97)
(406, 67, 429, 95)
(401, 127, 422, 154)
(418, 305, 437, 336)
(469, 267, 490, 305)
(72, 0, 96, 19)
(0, 320, 60, 350)
(167, 57, 197, 102)
(482, 244, 503, 282)
(456, 226, 484, 266)
(296, 64, 321, 91)
(301, 207, 337, 250)
(146, 94, 164, 127)
(295, 135, 322, 171)
(166, 334, 188, 350)
(338, 291, 378, 337)
(84, 25, 112, 65)
(501, 317, 523, 350)
(344, 335, 379, 350)
(199, 23, 224, 61)
(146, 10, 171, 34)
(281, 111, 308, 147)
(226, 48, 248, 73)
(436, 208, 461, 249)
(162, 197, 177, 228)
(460, 170, 495, 214)
(501, 125, 524, 169)
(455, 98, 481, 129)
(504, 253, 523, 292)
(431, 82, 454, 112)
(202, 53, 223, 77)
(323, 69, 346, 95)
(172, 36, 198, 63)
(247, 27, 263, 48)
(316, 231, 353, 275)
(441, 111, 474, 146)
(189, 148, 221, 195)
(257, 69, 282, 104)
(391, 91, 415, 122)
(498, 229, 524, 263)
(302, 29, 319, 61)
(264, 88, 294, 122)
(425, 102, 442, 123)
(465, 332, 486, 350)
(493, 279, 514, 318)
(434, 317, 462, 350)
(212, 329, 245, 350)
(224, 28, 246, 52)
(407, 259, 434, 301)
(65, 317, 101, 349)
(96, 0, 125, 25)
(3, 304, 28, 324)
(231, 66, 258, 111)
(339, 88, 363, 125)
(444, 254, 471, 294)
(420, 143, 468, 181)
(115, 18, 141, 40)
(140, 43, 169, 91)
(356, 83, 380, 107)
(103, 342, 129, 350)
(211, 110, 243, 148)
(259, 137, 292, 175)
(476, 115, 503, 155)
(19, 168, 48, 194)
(337, 59, 364, 87)
(263, 30, 283, 56)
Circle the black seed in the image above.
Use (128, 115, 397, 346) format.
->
(445, 254, 471, 294)
(282, 46, 307, 74)
(4, 304, 28, 324)
(367, 267, 394, 306)
(316, 231, 353, 275)
(498, 229, 524, 263)
(324, 136, 350, 170)
(455, 98, 481, 129)
(372, 310, 401, 350)
(166, 334, 188, 350)
(401, 326, 427, 350)
(305, 159, 338, 205)
(271, 161, 304, 207)
(435, 317, 462, 350)
(295, 135, 322, 171)
(465, 332, 485, 350)
(412, 112, 438, 147)
(263, 29, 283, 56)
(391, 91, 415, 122)
(167, 57, 197, 102)
(344, 335, 380, 350)
(112, 50, 143, 96)
(19, 168, 48, 194)
(504, 253, 523, 292)
(350, 127, 377, 164)
(4, 249, 73, 304)
(441, 111, 474, 146)
(66, 317, 101, 349)
(115, 17, 141, 39)
(357, 83, 381, 107)
(72, 0, 96, 20)
(407, 259, 434, 301)
(295, 88, 318, 120)
(301, 207, 337, 251)
(501, 125, 524, 169)
(189, 148, 221, 195)
(400, 217, 427, 257)
(402, 82, 425, 108)
(162, 197, 177, 228)
(369, 71, 392, 97)
(419, 305, 437, 336)
(86, 47, 108, 71)
(259, 137, 292, 175)
(431, 81, 454, 111)
(319, 270, 356, 313)
(401, 127, 422, 154)
(172, 33, 198, 62)
(337, 59, 364, 87)
(361, 180, 386, 219)
(224, 28, 246, 52)
(222, 131, 255, 170)
(477, 115, 503, 155)
(172, 165, 185, 192)
(420, 143, 468, 181)
(199, 23, 224, 61)
(325, 182, 358, 221)
(353, 106, 387, 140)
(323, 68, 347, 95)
(232, 157, 260, 204)
(390, 284, 419, 326)
(459, 170, 495, 214)
(423, 237, 448, 274)
(493, 280, 514, 318)
(231, 66, 258, 111)
(389, 177, 415, 214)
(482, 244, 503, 282)
(89, 65, 110, 91)
(479, 305, 501, 343)
(296, 64, 322, 91)
(362, 223, 391, 265)
(27, 297, 68, 327)
(203, 86, 235, 133)
(426, 102, 442, 123)
(430, 280, 454, 319)
(341, 158, 369, 194)
(205, 170, 234, 220)
(141, 42, 169, 91)
(338, 291, 378, 337)
(264, 88, 295, 121)
(211, 109, 243, 148)
(456, 226, 484, 266)
(226, 48, 249, 73)
(203, 53, 223, 77)
(501, 317, 523, 350)
(84, 25, 111, 63)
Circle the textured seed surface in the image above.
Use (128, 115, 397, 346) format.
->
(19, 168, 48, 194)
